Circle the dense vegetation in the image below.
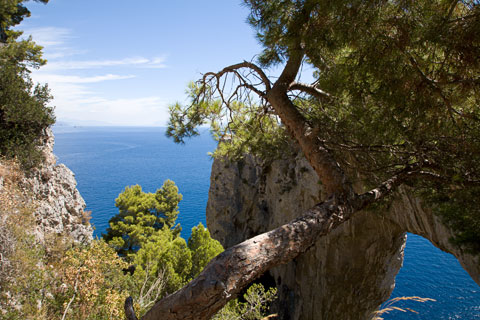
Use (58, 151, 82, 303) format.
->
(103, 181, 224, 312)
(0, 2, 278, 319)
(0, 162, 129, 319)
(103, 181, 183, 256)
(0, 164, 275, 319)
(1, 0, 478, 319)
(0, 0, 55, 169)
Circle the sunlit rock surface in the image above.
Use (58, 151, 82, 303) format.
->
(206, 152, 479, 319)
(20, 128, 93, 243)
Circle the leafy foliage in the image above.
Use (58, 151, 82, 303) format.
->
(0, 163, 130, 319)
(102, 180, 182, 256)
(1, 169, 224, 319)
(103, 181, 224, 315)
(187, 223, 224, 278)
(127, 222, 223, 315)
(55, 241, 131, 320)
(0, 177, 49, 319)
(167, 84, 292, 162)
(132, 229, 192, 297)
(422, 186, 480, 253)
(0, 0, 49, 39)
(212, 283, 278, 320)
(0, 0, 55, 169)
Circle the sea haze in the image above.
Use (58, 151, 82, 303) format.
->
(52, 126, 479, 319)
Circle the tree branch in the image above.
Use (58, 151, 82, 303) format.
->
(61, 266, 82, 320)
(202, 60, 271, 93)
(137, 166, 416, 320)
(288, 82, 332, 101)
(266, 50, 354, 196)
(125, 297, 139, 320)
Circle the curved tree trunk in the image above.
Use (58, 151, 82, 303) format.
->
(130, 9, 419, 316)
(136, 172, 405, 320)
(130, 33, 419, 317)
(265, 49, 354, 198)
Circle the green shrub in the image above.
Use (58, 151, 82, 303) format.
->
(0, 0, 55, 170)
(213, 283, 278, 320)
(103, 182, 224, 317)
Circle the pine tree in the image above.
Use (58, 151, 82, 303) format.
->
(0, 0, 54, 169)
(103, 180, 182, 256)
(139, 1, 480, 319)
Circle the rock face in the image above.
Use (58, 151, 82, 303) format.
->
(20, 128, 93, 243)
(206, 153, 480, 320)
(389, 188, 480, 285)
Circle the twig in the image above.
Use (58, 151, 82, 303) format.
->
(125, 296, 139, 320)
(61, 269, 81, 320)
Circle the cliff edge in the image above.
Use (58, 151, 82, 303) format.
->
(1, 128, 93, 243)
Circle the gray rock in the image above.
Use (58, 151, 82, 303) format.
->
(206, 153, 479, 320)
(389, 188, 480, 285)
(20, 128, 93, 243)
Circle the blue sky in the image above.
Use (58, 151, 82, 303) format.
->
(20, 1, 263, 126)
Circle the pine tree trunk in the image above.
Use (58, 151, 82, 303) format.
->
(137, 173, 403, 320)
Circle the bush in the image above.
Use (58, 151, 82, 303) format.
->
(54, 240, 131, 320)
(0, 38, 55, 169)
(212, 283, 278, 320)
(103, 182, 224, 317)
(0, 162, 130, 319)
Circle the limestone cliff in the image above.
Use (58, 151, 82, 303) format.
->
(18, 128, 93, 243)
(206, 153, 480, 320)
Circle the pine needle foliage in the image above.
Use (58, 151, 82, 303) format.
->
(167, 0, 480, 253)
(0, 0, 55, 170)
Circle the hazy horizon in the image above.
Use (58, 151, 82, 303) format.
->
(21, 1, 261, 126)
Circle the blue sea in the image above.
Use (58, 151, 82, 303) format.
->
(52, 126, 479, 319)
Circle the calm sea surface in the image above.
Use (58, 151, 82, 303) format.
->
(52, 126, 479, 319)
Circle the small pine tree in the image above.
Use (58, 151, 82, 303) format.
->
(103, 180, 182, 256)
(188, 223, 223, 278)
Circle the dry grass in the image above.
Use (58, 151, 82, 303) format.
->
(261, 314, 279, 320)
(372, 296, 436, 319)
(0, 160, 24, 209)
(0, 159, 22, 183)
(0, 159, 35, 218)
(81, 210, 92, 225)
(0, 159, 33, 287)
(0, 163, 8, 179)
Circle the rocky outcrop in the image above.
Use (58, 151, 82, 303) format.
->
(206, 153, 480, 319)
(20, 128, 93, 243)
(389, 188, 480, 284)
